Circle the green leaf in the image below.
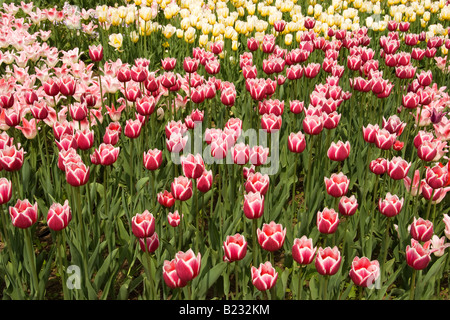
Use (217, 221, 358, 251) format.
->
(196, 261, 228, 299)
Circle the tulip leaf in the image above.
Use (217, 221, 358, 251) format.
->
(195, 261, 228, 299)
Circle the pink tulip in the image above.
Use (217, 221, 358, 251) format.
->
(167, 210, 182, 227)
(223, 233, 247, 262)
(143, 149, 163, 171)
(410, 217, 433, 242)
(243, 191, 264, 220)
(292, 236, 316, 265)
(338, 195, 358, 216)
(317, 208, 340, 234)
(257, 221, 286, 252)
(378, 192, 404, 217)
(65, 161, 90, 187)
(163, 259, 187, 289)
(0, 178, 12, 205)
(181, 154, 204, 179)
(47, 200, 72, 231)
(327, 140, 350, 161)
(324, 172, 349, 198)
(138, 232, 159, 253)
(9, 199, 38, 229)
(175, 249, 201, 282)
(349, 257, 380, 287)
(315, 246, 342, 276)
(157, 190, 175, 208)
(387, 156, 411, 180)
(251, 261, 278, 291)
(131, 210, 155, 238)
(406, 239, 431, 270)
(171, 176, 193, 201)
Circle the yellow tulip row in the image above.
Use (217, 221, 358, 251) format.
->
(96, 0, 450, 52)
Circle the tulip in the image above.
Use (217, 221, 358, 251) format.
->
(303, 114, 324, 135)
(9, 199, 38, 229)
(370, 158, 388, 175)
(349, 257, 380, 288)
(43, 78, 60, 96)
(167, 210, 182, 227)
(138, 232, 159, 253)
(430, 236, 450, 257)
(243, 191, 264, 219)
(425, 165, 448, 189)
(163, 259, 187, 289)
(406, 239, 431, 270)
(375, 129, 396, 150)
(74, 129, 94, 151)
(171, 176, 193, 201)
(324, 172, 349, 198)
(444, 214, 450, 240)
(249, 146, 269, 166)
(292, 236, 316, 265)
(289, 100, 304, 114)
(288, 131, 306, 153)
(0, 145, 24, 172)
(231, 143, 249, 165)
(196, 169, 213, 193)
(89, 44, 103, 62)
(65, 161, 90, 187)
(378, 192, 403, 217)
(59, 76, 76, 96)
(136, 96, 156, 116)
(338, 195, 358, 216)
(251, 261, 278, 291)
(157, 190, 175, 208)
(183, 57, 199, 73)
(327, 141, 350, 162)
(103, 122, 121, 145)
(166, 132, 188, 153)
(387, 156, 411, 180)
(410, 218, 433, 242)
(131, 210, 155, 238)
(223, 233, 247, 262)
(124, 118, 143, 139)
(317, 208, 340, 234)
(362, 124, 379, 143)
(0, 178, 12, 205)
(161, 57, 176, 71)
(175, 249, 201, 282)
(143, 149, 163, 171)
(181, 154, 204, 179)
(257, 221, 286, 252)
(315, 246, 342, 276)
(93, 143, 120, 166)
(47, 200, 72, 231)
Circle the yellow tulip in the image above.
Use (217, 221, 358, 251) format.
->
(139, 6, 152, 21)
(176, 29, 184, 38)
(130, 31, 139, 43)
(125, 11, 135, 25)
(232, 40, 239, 51)
(184, 26, 196, 41)
(199, 34, 208, 47)
(163, 24, 176, 38)
(108, 33, 123, 51)
(285, 33, 293, 46)
(423, 11, 430, 21)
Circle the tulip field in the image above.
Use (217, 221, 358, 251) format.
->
(0, 0, 450, 302)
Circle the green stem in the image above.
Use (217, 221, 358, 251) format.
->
(24, 227, 39, 299)
(57, 231, 70, 300)
(409, 269, 417, 300)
